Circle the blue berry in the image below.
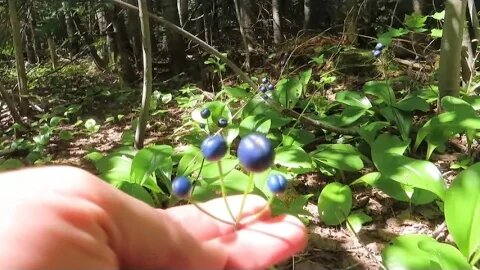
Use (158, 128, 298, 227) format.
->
(218, 118, 228, 128)
(200, 108, 211, 119)
(201, 135, 228, 161)
(237, 133, 274, 172)
(374, 42, 384, 51)
(261, 77, 269, 84)
(172, 176, 191, 197)
(259, 85, 267, 93)
(267, 174, 288, 194)
(372, 50, 382, 58)
(267, 83, 275, 91)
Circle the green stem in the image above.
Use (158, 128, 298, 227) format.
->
(217, 161, 236, 222)
(470, 248, 480, 266)
(240, 194, 275, 226)
(236, 172, 255, 225)
(191, 201, 236, 226)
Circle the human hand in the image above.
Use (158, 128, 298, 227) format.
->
(0, 166, 307, 269)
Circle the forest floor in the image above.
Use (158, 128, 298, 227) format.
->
(0, 37, 471, 270)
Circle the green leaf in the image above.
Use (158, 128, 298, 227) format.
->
(335, 91, 372, 109)
(418, 238, 471, 270)
(59, 130, 74, 141)
(352, 172, 437, 205)
(395, 96, 430, 112)
(430, 28, 443, 38)
(49, 116, 65, 127)
(463, 95, 480, 110)
(210, 169, 252, 192)
(372, 134, 446, 200)
(322, 107, 368, 127)
(382, 235, 443, 270)
(431, 11, 445, 20)
(363, 81, 396, 105)
(201, 158, 238, 181)
(116, 182, 155, 206)
(404, 13, 427, 30)
(347, 211, 372, 233)
(358, 121, 389, 145)
(282, 129, 315, 147)
(85, 119, 97, 130)
(192, 101, 232, 124)
(311, 144, 364, 171)
(377, 27, 408, 46)
(239, 115, 271, 137)
(273, 78, 303, 109)
(275, 145, 313, 169)
(299, 69, 312, 86)
(83, 151, 104, 163)
(130, 145, 173, 187)
(224, 86, 252, 99)
(243, 97, 292, 128)
(318, 183, 352, 225)
(161, 93, 172, 104)
(177, 150, 203, 176)
(445, 162, 480, 259)
(394, 108, 412, 141)
(0, 159, 23, 172)
(98, 156, 132, 183)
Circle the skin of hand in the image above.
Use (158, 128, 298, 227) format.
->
(0, 166, 307, 270)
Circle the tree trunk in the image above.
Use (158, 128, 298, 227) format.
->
(160, 0, 187, 74)
(438, 0, 467, 99)
(96, 10, 110, 64)
(8, 0, 28, 115)
(343, 0, 359, 44)
(24, 30, 36, 63)
(201, 0, 213, 44)
(233, 0, 255, 68)
(112, 6, 137, 84)
(461, 28, 474, 85)
(47, 36, 59, 69)
(27, 2, 40, 63)
(303, 0, 311, 29)
(467, 0, 480, 55)
(72, 14, 108, 70)
(0, 82, 24, 125)
(126, 0, 143, 70)
(178, 0, 189, 27)
(62, 2, 80, 57)
(103, 8, 118, 65)
(135, 0, 153, 150)
(412, 0, 423, 14)
(272, 0, 282, 44)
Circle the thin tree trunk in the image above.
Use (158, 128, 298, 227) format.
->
(160, 0, 186, 74)
(178, 0, 189, 27)
(0, 82, 24, 125)
(112, 7, 137, 84)
(126, 0, 143, 70)
(96, 10, 110, 64)
(272, 0, 282, 44)
(344, 0, 359, 44)
(135, 0, 153, 149)
(412, 0, 423, 14)
(438, 0, 467, 99)
(62, 1, 80, 58)
(467, 0, 480, 55)
(24, 30, 36, 64)
(47, 36, 58, 69)
(461, 29, 474, 85)
(27, 2, 40, 63)
(233, 0, 251, 68)
(8, 0, 28, 115)
(304, 0, 311, 29)
(201, 0, 213, 44)
(72, 14, 107, 70)
(103, 8, 118, 65)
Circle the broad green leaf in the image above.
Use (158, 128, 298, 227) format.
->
(311, 144, 364, 171)
(192, 101, 232, 124)
(239, 115, 271, 137)
(116, 182, 155, 206)
(59, 130, 74, 141)
(273, 78, 303, 109)
(404, 13, 427, 30)
(431, 11, 445, 20)
(243, 97, 292, 128)
(0, 159, 23, 172)
(430, 28, 443, 38)
(253, 169, 273, 197)
(372, 134, 446, 200)
(299, 69, 312, 86)
(98, 156, 132, 183)
(85, 119, 97, 130)
(394, 108, 412, 141)
(395, 96, 430, 112)
(201, 158, 238, 181)
(177, 150, 203, 176)
(382, 235, 443, 270)
(418, 238, 471, 270)
(335, 91, 372, 109)
(275, 145, 313, 169)
(224, 86, 252, 99)
(210, 169, 252, 192)
(318, 183, 352, 225)
(445, 162, 480, 259)
(323, 107, 368, 127)
(358, 121, 389, 145)
(363, 81, 396, 105)
(130, 145, 173, 185)
(289, 194, 314, 216)
(347, 211, 372, 233)
(377, 27, 408, 46)
(282, 129, 315, 147)
(161, 93, 172, 103)
(463, 95, 480, 110)
(49, 116, 65, 127)
(352, 172, 437, 205)
(441, 96, 476, 115)
(84, 151, 104, 163)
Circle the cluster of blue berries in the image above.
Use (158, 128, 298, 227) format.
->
(200, 108, 228, 128)
(372, 43, 385, 58)
(259, 77, 275, 93)
(172, 119, 288, 198)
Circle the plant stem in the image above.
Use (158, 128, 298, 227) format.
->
(217, 161, 236, 222)
(236, 172, 254, 225)
(241, 195, 275, 226)
(191, 201, 236, 226)
(470, 248, 480, 266)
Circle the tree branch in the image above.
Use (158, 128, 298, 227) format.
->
(109, 0, 358, 136)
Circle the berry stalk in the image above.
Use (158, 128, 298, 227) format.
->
(235, 172, 255, 225)
(217, 161, 236, 222)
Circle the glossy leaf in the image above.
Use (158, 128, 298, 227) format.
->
(445, 162, 480, 259)
(116, 182, 155, 206)
(372, 134, 446, 200)
(224, 86, 252, 99)
(311, 144, 364, 171)
(282, 129, 315, 147)
(323, 107, 368, 127)
(243, 97, 292, 128)
(273, 78, 303, 109)
(239, 115, 271, 137)
(275, 145, 313, 169)
(395, 96, 430, 112)
(358, 121, 389, 145)
(130, 145, 173, 186)
(210, 169, 252, 192)
(418, 238, 471, 270)
(335, 91, 372, 109)
(347, 211, 372, 233)
(318, 183, 352, 225)
(0, 159, 23, 172)
(201, 158, 238, 181)
(363, 81, 396, 105)
(299, 69, 312, 86)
